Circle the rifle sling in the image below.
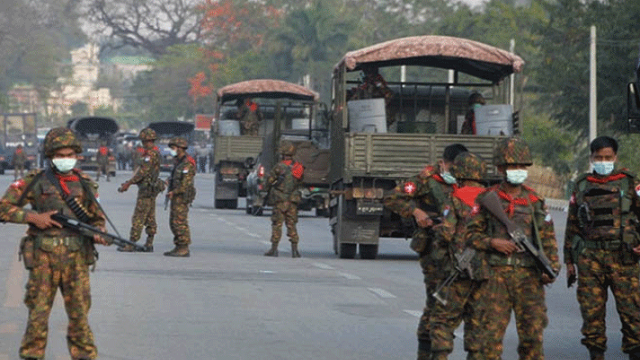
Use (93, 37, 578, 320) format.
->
(44, 168, 91, 223)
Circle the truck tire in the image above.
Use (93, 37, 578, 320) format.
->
(246, 205, 252, 214)
(359, 244, 378, 260)
(215, 199, 225, 209)
(0, 165, 4, 175)
(339, 243, 357, 259)
(333, 194, 357, 259)
(315, 208, 329, 217)
(226, 199, 238, 209)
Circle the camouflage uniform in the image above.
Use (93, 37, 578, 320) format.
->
(383, 163, 455, 359)
(462, 138, 560, 360)
(0, 127, 105, 360)
(564, 168, 640, 356)
(264, 141, 304, 258)
(120, 128, 162, 252)
(13, 145, 27, 180)
(429, 152, 488, 360)
(238, 99, 263, 136)
(349, 69, 395, 126)
(95, 145, 110, 181)
(460, 92, 485, 135)
(165, 137, 196, 257)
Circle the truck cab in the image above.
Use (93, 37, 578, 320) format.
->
(329, 35, 525, 259)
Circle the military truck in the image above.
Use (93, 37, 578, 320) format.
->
(68, 116, 118, 176)
(0, 113, 39, 173)
(329, 35, 525, 259)
(148, 121, 195, 172)
(213, 79, 319, 209)
(245, 100, 330, 216)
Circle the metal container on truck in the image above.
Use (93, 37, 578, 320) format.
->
(213, 79, 319, 210)
(329, 35, 525, 259)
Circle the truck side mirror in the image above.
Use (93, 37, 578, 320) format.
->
(628, 82, 640, 133)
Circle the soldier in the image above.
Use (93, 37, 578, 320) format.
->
(383, 143, 468, 360)
(164, 137, 196, 257)
(237, 97, 263, 136)
(429, 152, 488, 360)
(462, 137, 560, 360)
(460, 92, 485, 135)
(264, 140, 305, 258)
(95, 142, 110, 182)
(13, 144, 27, 180)
(0, 127, 109, 360)
(564, 136, 640, 360)
(349, 66, 395, 126)
(117, 128, 162, 252)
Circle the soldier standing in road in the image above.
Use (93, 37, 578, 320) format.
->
(564, 136, 640, 360)
(237, 97, 263, 136)
(264, 140, 305, 258)
(95, 142, 110, 182)
(462, 137, 559, 360)
(13, 144, 27, 180)
(164, 137, 196, 257)
(429, 152, 488, 360)
(383, 143, 468, 360)
(117, 128, 162, 253)
(0, 127, 109, 360)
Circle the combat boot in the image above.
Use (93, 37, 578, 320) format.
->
(291, 243, 301, 258)
(144, 236, 154, 253)
(417, 339, 431, 360)
(589, 348, 605, 360)
(264, 243, 278, 257)
(117, 244, 135, 252)
(163, 245, 190, 257)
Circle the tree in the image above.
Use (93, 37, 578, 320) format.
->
(86, 0, 204, 58)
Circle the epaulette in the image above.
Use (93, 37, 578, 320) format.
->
(620, 168, 636, 178)
(187, 155, 196, 167)
(419, 165, 436, 178)
(523, 185, 543, 202)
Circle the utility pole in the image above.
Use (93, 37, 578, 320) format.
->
(589, 25, 597, 143)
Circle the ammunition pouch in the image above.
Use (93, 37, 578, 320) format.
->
(290, 189, 302, 204)
(19, 235, 36, 270)
(152, 178, 166, 196)
(487, 251, 537, 268)
(184, 186, 196, 204)
(409, 229, 431, 255)
(35, 235, 97, 265)
(622, 231, 640, 264)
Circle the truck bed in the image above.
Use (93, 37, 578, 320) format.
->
(342, 133, 504, 182)
(214, 136, 264, 164)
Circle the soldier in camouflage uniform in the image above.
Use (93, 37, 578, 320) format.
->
(462, 137, 560, 360)
(383, 143, 468, 360)
(164, 137, 196, 257)
(349, 66, 395, 126)
(237, 97, 263, 136)
(95, 142, 110, 182)
(564, 136, 640, 360)
(117, 128, 162, 252)
(13, 144, 28, 180)
(0, 127, 109, 360)
(429, 152, 488, 360)
(264, 140, 305, 258)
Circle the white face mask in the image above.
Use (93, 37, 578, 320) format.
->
(441, 171, 457, 185)
(169, 149, 178, 157)
(505, 169, 528, 185)
(51, 158, 77, 173)
(592, 161, 615, 176)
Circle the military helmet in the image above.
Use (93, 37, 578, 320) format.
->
(494, 137, 533, 166)
(451, 152, 486, 181)
(168, 137, 188, 149)
(44, 127, 82, 158)
(278, 140, 296, 156)
(139, 128, 157, 141)
(469, 92, 486, 105)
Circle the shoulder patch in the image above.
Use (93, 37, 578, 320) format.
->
(420, 165, 436, 178)
(403, 181, 416, 194)
(635, 184, 640, 197)
(11, 179, 25, 189)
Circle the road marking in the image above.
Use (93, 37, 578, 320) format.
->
(403, 310, 423, 318)
(4, 245, 24, 308)
(367, 287, 397, 299)
(338, 272, 361, 280)
(246, 233, 260, 238)
(312, 262, 335, 270)
(260, 241, 270, 246)
(259, 270, 275, 274)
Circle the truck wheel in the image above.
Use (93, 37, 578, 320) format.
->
(315, 208, 329, 217)
(0, 165, 4, 175)
(359, 244, 379, 260)
(215, 199, 225, 209)
(338, 243, 357, 259)
(246, 205, 252, 214)
(252, 207, 263, 216)
(227, 200, 238, 209)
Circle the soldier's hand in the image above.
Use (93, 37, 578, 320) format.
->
(633, 244, 640, 256)
(26, 210, 62, 230)
(412, 208, 433, 228)
(118, 182, 130, 192)
(541, 273, 555, 285)
(167, 191, 173, 199)
(566, 263, 577, 288)
(490, 238, 519, 255)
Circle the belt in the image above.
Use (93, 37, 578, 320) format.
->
(39, 236, 83, 248)
(583, 240, 622, 250)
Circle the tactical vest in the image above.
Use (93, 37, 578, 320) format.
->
(575, 172, 635, 241)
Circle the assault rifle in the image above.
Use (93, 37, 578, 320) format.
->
(51, 213, 147, 251)
(479, 191, 558, 280)
(432, 247, 476, 306)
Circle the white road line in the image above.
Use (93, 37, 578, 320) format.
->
(246, 233, 260, 238)
(367, 287, 397, 299)
(338, 272, 361, 280)
(312, 262, 335, 270)
(260, 241, 271, 246)
(403, 310, 423, 318)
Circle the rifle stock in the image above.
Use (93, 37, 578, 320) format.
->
(51, 213, 147, 251)
(479, 191, 558, 279)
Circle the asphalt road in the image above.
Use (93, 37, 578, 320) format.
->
(0, 170, 629, 359)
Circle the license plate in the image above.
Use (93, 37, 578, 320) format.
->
(356, 200, 383, 216)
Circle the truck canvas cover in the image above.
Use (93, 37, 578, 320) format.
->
(217, 79, 319, 104)
(334, 35, 524, 83)
(69, 117, 118, 138)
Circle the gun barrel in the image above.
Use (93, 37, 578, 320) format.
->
(52, 213, 146, 251)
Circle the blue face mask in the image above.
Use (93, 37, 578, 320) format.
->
(441, 171, 457, 185)
(592, 161, 614, 176)
(169, 149, 178, 157)
(506, 169, 528, 185)
(473, 103, 483, 110)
